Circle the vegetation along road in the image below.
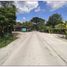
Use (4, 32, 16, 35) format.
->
(0, 1, 67, 66)
(0, 31, 67, 65)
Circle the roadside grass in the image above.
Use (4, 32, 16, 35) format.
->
(0, 34, 17, 48)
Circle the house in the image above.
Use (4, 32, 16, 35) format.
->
(21, 27, 27, 32)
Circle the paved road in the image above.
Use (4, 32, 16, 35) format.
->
(0, 31, 67, 65)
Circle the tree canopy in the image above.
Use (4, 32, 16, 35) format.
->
(46, 13, 63, 28)
(31, 17, 45, 30)
(0, 1, 16, 37)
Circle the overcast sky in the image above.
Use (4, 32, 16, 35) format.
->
(15, 1, 67, 22)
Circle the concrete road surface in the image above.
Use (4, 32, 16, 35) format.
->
(0, 31, 67, 65)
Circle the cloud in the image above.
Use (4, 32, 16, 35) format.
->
(16, 19, 22, 22)
(45, 1, 67, 11)
(23, 17, 26, 20)
(15, 0, 67, 13)
(35, 7, 41, 12)
(15, 1, 38, 13)
(16, 17, 26, 22)
(45, 0, 67, 1)
(34, 6, 46, 12)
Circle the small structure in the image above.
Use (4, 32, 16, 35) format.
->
(21, 27, 27, 32)
(15, 26, 22, 31)
(14, 22, 27, 32)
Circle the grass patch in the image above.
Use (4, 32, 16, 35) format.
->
(0, 35, 17, 48)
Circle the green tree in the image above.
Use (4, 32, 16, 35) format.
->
(64, 21, 67, 38)
(22, 21, 33, 31)
(55, 23, 65, 29)
(0, 1, 16, 37)
(47, 13, 63, 28)
(31, 17, 45, 30)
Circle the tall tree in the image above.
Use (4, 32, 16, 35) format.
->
(46, 13, 63, 28)
(31, 17, 45, 30)
(0, 1, 16, 37)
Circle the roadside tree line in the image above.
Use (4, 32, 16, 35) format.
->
(46, 14, 67, 39)
(0, 1, 16, 37)
(17, 14, 67, 38)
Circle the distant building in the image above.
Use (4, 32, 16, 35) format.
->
(21, 27, 27, 32)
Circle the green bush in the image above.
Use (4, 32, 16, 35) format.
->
(0, 35, 16, 48)
(64, 29, 67, 39)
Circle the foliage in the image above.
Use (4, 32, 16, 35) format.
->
(31, 17, 45, 30)
(46, 13, 63, 28)
(55, 23, 66, 29)
(0, 35, 16, 48)
(0, 1, 16, 37)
